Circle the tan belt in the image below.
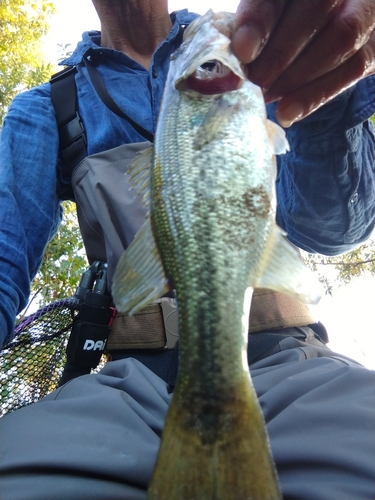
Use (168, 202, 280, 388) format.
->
(106, 289, 316, 351)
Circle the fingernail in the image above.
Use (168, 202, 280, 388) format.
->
(231, 24, 263, 64)
(276, 101, 305, 128)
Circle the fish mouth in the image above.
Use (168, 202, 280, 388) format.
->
(176, 59, 243, 95)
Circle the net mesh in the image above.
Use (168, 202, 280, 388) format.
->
(0, 299, 104, 417)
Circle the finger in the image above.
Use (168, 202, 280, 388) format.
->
(275, 37, 375, 127)
(231, 0, 286, 64)
(245, 0, 342, 91)
(264, 0, 375, 102)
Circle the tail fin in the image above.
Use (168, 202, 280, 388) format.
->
(148, 379, 282, 500)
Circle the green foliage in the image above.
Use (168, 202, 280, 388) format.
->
(56, 41, 73, 63)
(0, 0, 54, 123)
(31, 201, 88, 307)
(303, 238, 375, 294)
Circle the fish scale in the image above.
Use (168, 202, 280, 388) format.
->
(112, 9, 321, 500)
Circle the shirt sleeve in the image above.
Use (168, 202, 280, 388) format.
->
(269, 75, 375, 256)
(0, 84, 62, 347)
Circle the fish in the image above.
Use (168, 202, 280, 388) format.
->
(112, 9, 321, 500)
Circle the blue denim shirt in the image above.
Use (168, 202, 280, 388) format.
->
(0, 9, 375, 346)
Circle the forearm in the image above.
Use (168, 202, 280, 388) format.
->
(0, 86, 62, 347)
(271, 76, 375, 256)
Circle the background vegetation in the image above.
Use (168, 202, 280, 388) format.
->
(0, 0, 54, 122)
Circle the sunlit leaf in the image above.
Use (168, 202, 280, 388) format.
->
(0, 0, 55, 123)
(302, 238, 375, 295)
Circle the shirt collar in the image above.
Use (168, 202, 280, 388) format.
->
(60, 9, 198, 67)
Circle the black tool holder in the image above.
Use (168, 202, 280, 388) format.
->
(58, 261, 116, 386)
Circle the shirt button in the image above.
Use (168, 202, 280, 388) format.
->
(350, 192, 358, 204)
(152, 70, 157, 78)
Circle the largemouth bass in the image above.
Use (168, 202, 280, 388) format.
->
(112, 9, 321, 500)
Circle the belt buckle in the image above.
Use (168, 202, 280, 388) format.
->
(158, 297, 179, 349)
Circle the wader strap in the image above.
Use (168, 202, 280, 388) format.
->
(106, 290, 318, 351)
(107, 298, 179, 351)
(50, 66, 87, 174)
(249, 288, 316, 333)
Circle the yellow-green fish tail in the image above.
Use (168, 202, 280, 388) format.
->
(148, 377, 282, 500)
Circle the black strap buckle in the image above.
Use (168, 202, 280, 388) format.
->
(60, 262, 115, 384)
(59, 112, 86, 151)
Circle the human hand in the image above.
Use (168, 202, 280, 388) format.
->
(231, 0, 375, 126)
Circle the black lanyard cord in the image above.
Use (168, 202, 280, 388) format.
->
(83, 49, 154, 144)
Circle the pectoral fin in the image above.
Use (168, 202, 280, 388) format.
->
(254, 225, 322, 304)
(266, 119, 289, 155)
(127, 145, 154, 209)
(112, 218, 169, 314)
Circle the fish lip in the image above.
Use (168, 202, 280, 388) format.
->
(174, 52, 246, 92)
(176, 65, 244, 95)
